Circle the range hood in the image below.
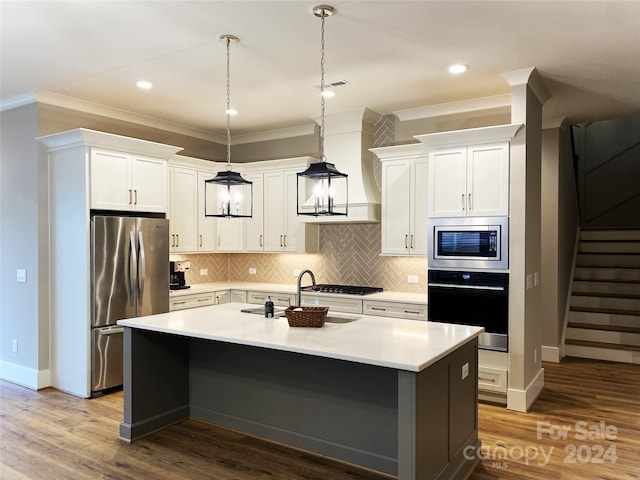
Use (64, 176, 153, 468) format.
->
(302, 108, 382, 223)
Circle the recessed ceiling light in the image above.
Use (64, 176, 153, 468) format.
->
(448, 64, 470, 74)
(136, 80, 153, 89)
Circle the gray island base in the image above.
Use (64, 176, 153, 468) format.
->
(119, 304, 481, 480)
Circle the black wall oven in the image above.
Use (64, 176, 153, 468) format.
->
(428, 270, 509, 352)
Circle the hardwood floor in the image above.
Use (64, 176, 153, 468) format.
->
(1, 358, 638, 479)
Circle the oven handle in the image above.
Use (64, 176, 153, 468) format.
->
(428, 282, 505, 291)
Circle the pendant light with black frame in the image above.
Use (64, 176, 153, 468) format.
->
(296, 5, 348, 217)
(205, 34, 253, 219)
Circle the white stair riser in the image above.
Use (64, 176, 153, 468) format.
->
(571, 295, 640, 311)
(574, 267, 640, 281)
(579, 242, 640, 254)
(565, 344, 640, 364)
(569, 311, 640, 328)
(576, 254, 640, 268)
(566, 328, 640, 346)
(573, 281, 640, 296)
(581, 230, 640, 241)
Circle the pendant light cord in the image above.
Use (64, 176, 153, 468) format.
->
(319, 9, 326, 162)
(225, 36, 232, 171)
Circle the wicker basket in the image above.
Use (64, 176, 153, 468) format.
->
(284, 306, 329, 327)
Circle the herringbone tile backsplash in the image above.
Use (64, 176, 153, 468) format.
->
(174, 223, 426, 294)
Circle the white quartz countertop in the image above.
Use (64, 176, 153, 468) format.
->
(118, 302, 480, 372)
(170, 282, 427, 304)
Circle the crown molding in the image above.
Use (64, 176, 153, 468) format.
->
(393, 94, 512, 122)
(500, 67, 551, 106)
(232, 123, 316, 144)
(0, 91, 38, 111)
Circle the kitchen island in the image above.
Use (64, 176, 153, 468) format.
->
(118, 303, 483, 480)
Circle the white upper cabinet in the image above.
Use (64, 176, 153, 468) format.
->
(428, 143, 509, 217)
(415, 123, 523, 219)
(197, 170, 217, 251)
(244, 172, 265, 252)
(90, 147, 168, 213)
(169, 165, 198, 253)
(373, 143, 428, 256)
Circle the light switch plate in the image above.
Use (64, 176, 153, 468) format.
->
(407, 275, 419, 284)
(249, 267, 257, 275)
(462, 362, 469, 380)
(526, 274, 533, 290)
(200, 269, 208, 276)
(16, 269, 26, 283)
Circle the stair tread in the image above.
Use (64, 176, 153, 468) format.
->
(572, 291, 640, 300)
(567, 322, 640, 334)
(565, 339, 640, 352)
(574, 277, 640, 284)
(570, 306, 640, 316)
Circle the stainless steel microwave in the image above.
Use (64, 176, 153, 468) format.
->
(427, 216, 509, 270)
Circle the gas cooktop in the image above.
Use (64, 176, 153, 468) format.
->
(301, 284, 383, 295)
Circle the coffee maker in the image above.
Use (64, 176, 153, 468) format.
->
(169, 261, 190, 290)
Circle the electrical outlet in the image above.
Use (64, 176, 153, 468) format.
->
(199, 269, 208, 276)
(249, 267, 257, 275)
(12, 339, 18, 353)
(407, 275, 419, 284)
(293, 269, 301, 277)
(461, 362, 469, 380)
(16, 269, 26, 283)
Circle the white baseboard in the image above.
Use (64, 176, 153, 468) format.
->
(0, 361, 51, 390)
(507, 367, 545, 412)
(542, 345, 561, 363)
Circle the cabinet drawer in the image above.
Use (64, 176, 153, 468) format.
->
(169, 293, 215, 311)
(230, 290, 247, 303)
(363, 300, 426, 320)
(478, 366, 508, 393)
(247, 291, 295, 307)
(300, 295, 363, 314)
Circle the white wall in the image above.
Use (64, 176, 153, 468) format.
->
(0, 103, 50, 388)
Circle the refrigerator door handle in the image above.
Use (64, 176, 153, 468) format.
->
(99, 326, 124, 335)
(138, 231, 146, 304)
(129, 231, 137, 307)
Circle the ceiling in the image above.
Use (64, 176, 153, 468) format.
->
(2, 1, 639, 140)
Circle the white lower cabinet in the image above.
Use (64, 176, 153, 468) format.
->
(363, 300, 426, 320)
(247, 291, 295, 307)
(230, 290, 248, 303)
(169, 290, 229, 311)
(300, 295, 363, 314)
(478, 349, 508, 401)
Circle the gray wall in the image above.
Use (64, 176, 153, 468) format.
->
(541, 125, 580, 356)
(0, 103, 50, 384)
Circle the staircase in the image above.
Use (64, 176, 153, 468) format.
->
(565, 229, 640, 364)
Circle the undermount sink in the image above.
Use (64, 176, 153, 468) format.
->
(324, 313, 361, 324)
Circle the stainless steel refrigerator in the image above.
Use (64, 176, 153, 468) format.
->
(91, 215, 169, 396)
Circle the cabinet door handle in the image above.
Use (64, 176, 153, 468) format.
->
(134, 189, 137, 205)
(468, 192, 472, 210)
(259, 234, 263, 247)
(276, 297, 289, 303)
(215, 296, 220, 305)
(405, 235, 408, 249)
(173, 300, 186, 305)
(129, 189, 133, 205)
(171, 234, 175, 247)
(176, 234, 179, 247)
(199, 234, 203, 247)
(218, 235, 221, 248)
(280, 235, 283, 247)
(410, 234, 414, 249)
(198, 298, 209, 302)
(254, 296, 265, 301)
(404, 310, 421, 315)
(283, 235, 287, 247)
(371, 306, 386, 311)
(462, 193, 465, 210)
(479, 376, 496, 383)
